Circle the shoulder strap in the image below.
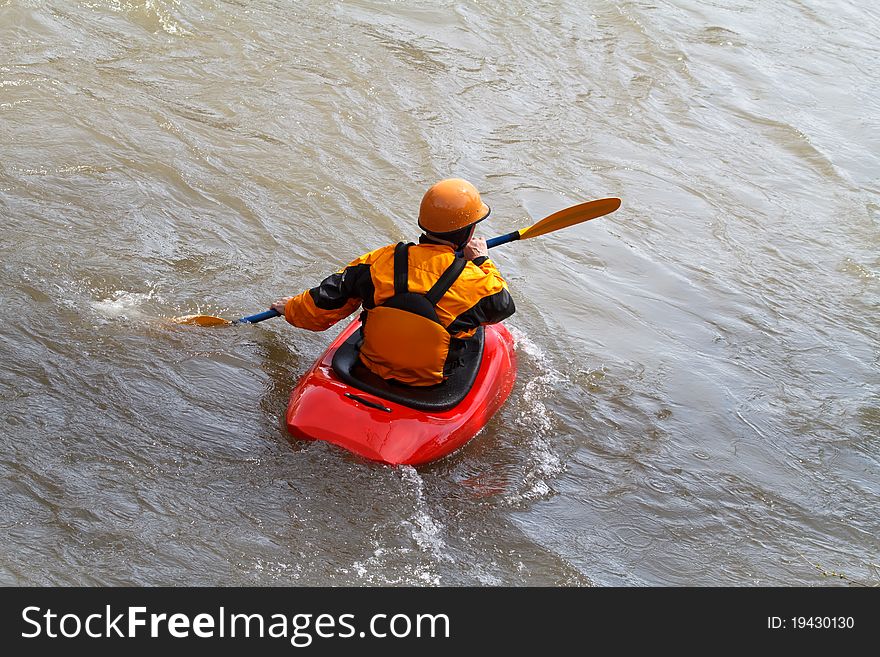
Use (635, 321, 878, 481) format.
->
(393, 242, 411, 295)
(425, 256, 467, 306)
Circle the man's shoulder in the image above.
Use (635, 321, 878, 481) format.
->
(349, 243, 397, 266)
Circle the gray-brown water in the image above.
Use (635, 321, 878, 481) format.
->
(1, 0, 877, 586)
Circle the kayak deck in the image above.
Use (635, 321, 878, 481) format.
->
(286, 319, 516, 465)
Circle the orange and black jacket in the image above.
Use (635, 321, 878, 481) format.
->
(283, 241, 515, 386)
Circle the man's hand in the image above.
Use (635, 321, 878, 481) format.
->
(271, 297, 292, 314)
(462, 236, 488, 261)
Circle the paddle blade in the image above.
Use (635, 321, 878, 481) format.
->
(518, 197, 621, 241)
(171, 314, 232, 327)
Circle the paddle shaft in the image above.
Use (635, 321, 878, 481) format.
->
(486, 231, 520, 249)
(236, 308, 281, 324)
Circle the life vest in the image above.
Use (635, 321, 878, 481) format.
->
(358, 242, 467, 386)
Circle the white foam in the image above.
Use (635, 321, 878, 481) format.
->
(91, 288, 158, 320)
(350, 537, 441, 586)
(346, 468, 447, 585)
(399, 466, 451, 564)
(507, 327, 565, 502)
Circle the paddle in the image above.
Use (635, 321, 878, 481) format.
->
(173, 197, 621, 326)
(485, 197, 621, 248)
(173, 308, 280, 326)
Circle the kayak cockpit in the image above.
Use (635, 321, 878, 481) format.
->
(330, 326, 485, 412)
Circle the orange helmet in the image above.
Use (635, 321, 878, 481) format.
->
(418, 178, 490, 234)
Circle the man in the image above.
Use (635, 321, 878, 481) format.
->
(271, 178, 515, 386)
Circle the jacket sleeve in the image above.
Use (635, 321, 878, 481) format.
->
(283, 251, 377, 332)
(447, 256, 516, 334)
(473, 256, 509, 290)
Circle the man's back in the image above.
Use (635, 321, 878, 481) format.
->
(273, 178, 515, 385)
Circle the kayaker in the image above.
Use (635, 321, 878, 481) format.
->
(271, 178, 515, 387)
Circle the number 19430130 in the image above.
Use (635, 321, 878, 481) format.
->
(768, 616, 854, 629)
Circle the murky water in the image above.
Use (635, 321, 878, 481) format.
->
(1, 0, 877, 585)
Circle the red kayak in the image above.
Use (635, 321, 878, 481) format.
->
(286, 318, 516, 465)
